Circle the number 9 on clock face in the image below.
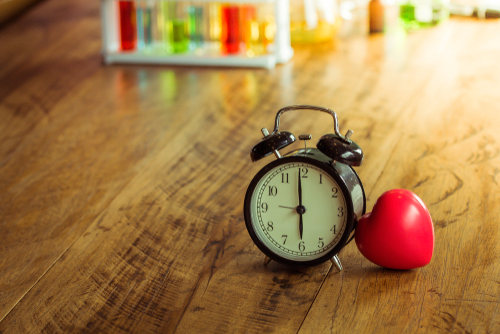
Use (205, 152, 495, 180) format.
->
(244, 154, 363, 266)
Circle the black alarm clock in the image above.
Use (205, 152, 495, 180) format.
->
(243, 105, 366, 270)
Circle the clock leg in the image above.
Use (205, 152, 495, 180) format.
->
(330, 254, 343, 271)
(264, 256, 272, 266)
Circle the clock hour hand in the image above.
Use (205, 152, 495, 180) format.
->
(279, 205, 296, 209)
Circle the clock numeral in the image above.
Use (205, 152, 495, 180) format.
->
(298, 241, 305, 252)
(281, 173, 289, 183)
(267, 221, 274, 231)
(282, 235, 288, 245)
(261, 203, 268, 213)
(331, 225, 336, 234)
(301, 168, 308, 178)
(332, 187, 338, 198)
(319, 174, 323, 184)
(338, 207, 344, 217)
(268, 186, 278, 196)
(318, 238, 324, 248)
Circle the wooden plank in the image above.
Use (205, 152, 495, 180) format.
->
(0, 0, 249, 323)
(0, 20, 454, 334)
(0, 69, 405, 332)
(0, 0, 102, 158)
(0, 68, 204, 320)
(0, 0, 107, 320)
(299, 18, 500, 334)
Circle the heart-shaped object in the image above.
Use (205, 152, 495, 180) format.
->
(355, 189, 434, 270)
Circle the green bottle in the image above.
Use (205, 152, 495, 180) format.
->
(399, 0, 449, 29)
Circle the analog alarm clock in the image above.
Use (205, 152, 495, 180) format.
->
(243, 105, 366, 270)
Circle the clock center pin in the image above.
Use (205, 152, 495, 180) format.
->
(296, 205, 306, 215)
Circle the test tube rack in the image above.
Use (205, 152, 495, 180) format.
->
(101, 0, 294, 69)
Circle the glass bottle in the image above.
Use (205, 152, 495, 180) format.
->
(289, 0, 341, 44)
(369, 0, 384, 33)
(399, 0, 449, 29)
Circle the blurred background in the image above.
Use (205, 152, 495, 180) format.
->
(2, 0, 499, 67)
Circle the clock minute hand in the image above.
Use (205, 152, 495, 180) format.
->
(299, 214, 303, 240)
(298, 169, 303, 240)
(298, 169, 302, 206)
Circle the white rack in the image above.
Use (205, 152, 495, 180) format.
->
(101, 0, 294, 69)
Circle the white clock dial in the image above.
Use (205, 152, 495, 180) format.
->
(250, 162, 347, 261)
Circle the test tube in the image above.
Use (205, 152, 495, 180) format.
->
(157, 1, 169, 51)
(187, 4, 204, 50)
(137, 1, 145, 49)
(165, 1, 189, 53)
(241, 5, 260, 56)
(208, 3, 221, 52)
(119, 1, 137, 51)
(221, 5, 240, 54)
(258, 4, 276, 50)
(143, 1, 154, 47)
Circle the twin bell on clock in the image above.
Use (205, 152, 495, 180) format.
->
(243, 105, 434, 271)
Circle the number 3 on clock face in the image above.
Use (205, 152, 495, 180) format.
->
(244, 156, 356, 266)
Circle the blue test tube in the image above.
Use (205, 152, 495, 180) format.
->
(137, 1, 145, 49)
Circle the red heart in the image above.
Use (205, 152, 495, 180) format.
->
(355, 189, 434, 270)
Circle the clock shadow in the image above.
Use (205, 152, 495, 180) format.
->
(254, 258, 332, 278)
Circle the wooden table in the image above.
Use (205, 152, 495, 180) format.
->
(1, 1, 500, 332)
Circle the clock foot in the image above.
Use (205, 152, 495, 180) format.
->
(264, 256, 272, 266)
(330, 255, 343, 271)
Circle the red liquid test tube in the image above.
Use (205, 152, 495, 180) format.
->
(119, 1, 136, 51)
(221, 5, 240, 54)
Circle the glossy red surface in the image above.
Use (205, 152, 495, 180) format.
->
(355, 189, 434, 270)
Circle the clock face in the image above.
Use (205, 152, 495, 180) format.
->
(248, 161, 348, 262)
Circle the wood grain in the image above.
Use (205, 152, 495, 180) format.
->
(299, 18, 500, 334)
(1, 1, 500, 332)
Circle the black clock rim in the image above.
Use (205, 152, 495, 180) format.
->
(243, 156, 356, 267)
